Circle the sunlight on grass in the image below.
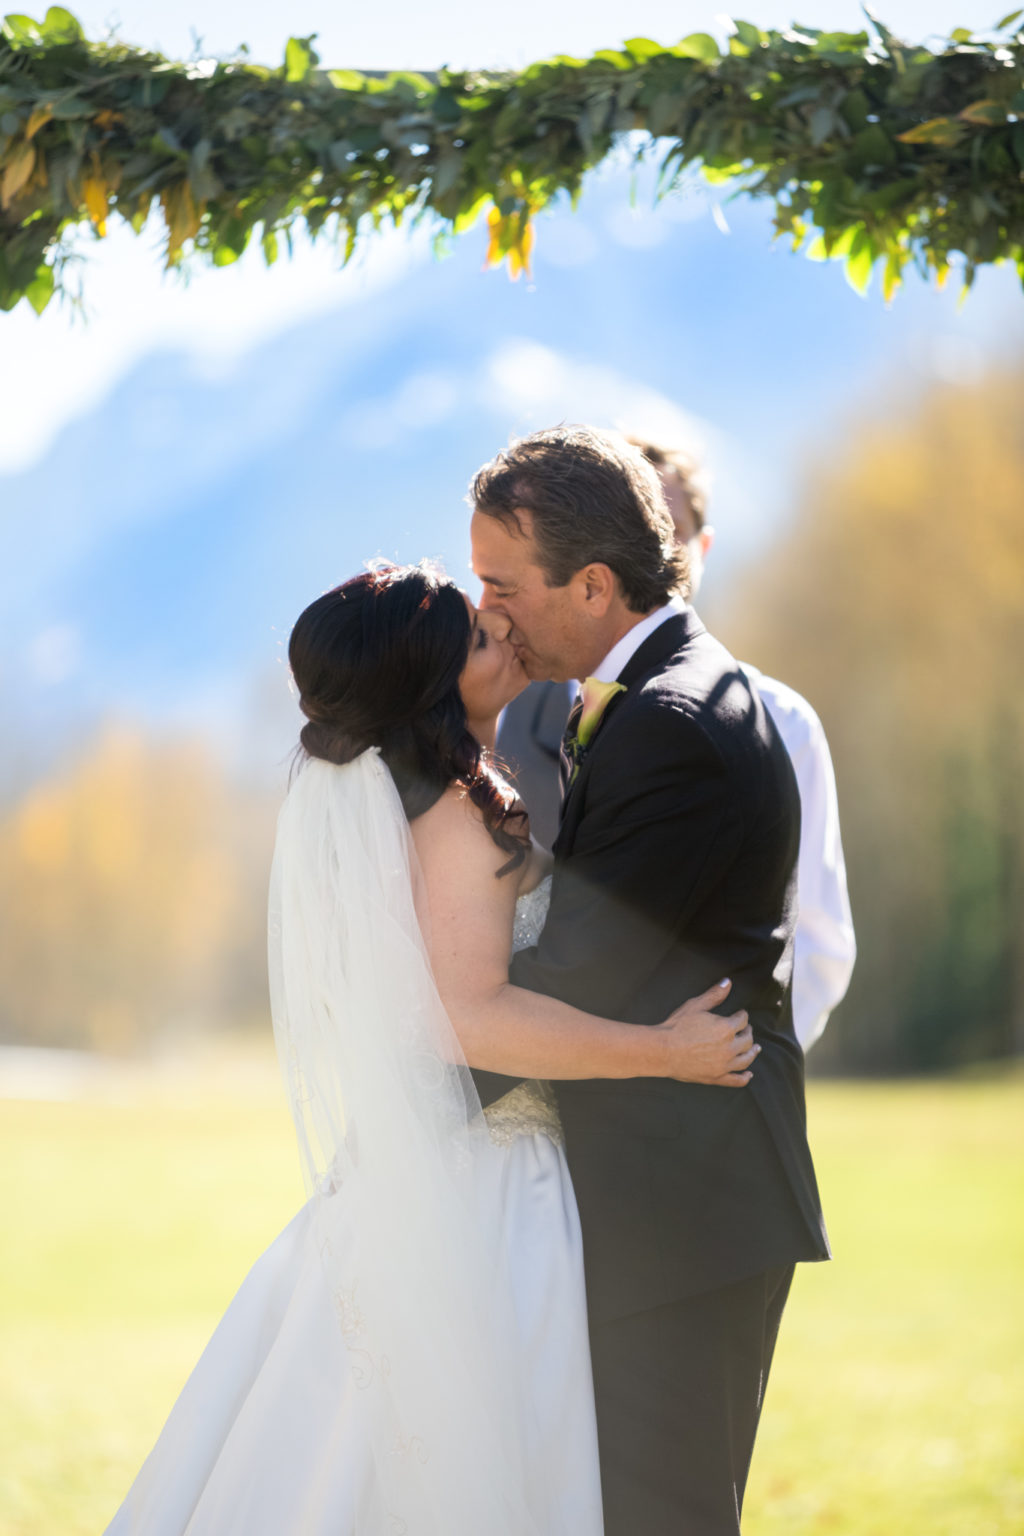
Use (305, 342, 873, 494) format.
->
(2, 1061, 1022, 1535)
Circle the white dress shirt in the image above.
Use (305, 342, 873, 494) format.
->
(584, 595, 687, 685)
(742, 664, 856, 1052)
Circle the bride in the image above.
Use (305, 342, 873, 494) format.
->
(104, 561, 758, 1536)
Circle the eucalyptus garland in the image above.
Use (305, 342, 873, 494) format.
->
(1, 6, 1023, 313)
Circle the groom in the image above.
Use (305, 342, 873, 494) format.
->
(469, 427, 830, 1535)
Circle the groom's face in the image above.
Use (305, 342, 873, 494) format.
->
(471, 509, 588, 684)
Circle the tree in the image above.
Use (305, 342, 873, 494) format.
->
(1, 8, 1023, 313)
(0, 726, 272, 1050)
(721, 366, 1024, 1072)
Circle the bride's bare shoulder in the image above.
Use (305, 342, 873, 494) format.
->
(411, 784, 508, 877)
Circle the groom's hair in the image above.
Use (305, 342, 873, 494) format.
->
(471, 426, 690, 611)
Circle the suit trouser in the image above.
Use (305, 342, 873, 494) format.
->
(588, 1264, 794, 1536)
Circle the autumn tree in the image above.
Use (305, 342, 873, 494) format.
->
(0, 726, 273, 1050)
(721, 366, 1024, 1071)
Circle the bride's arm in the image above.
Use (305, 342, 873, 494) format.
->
(411, 788, 757, 1087)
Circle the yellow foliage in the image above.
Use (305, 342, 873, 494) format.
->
(160, 181, 202, 261)
(82, 175, 108, 236)
(0, 728, 276, 1052)
(1, 141, 36, 210)
(25, 107, 53, 140)
(720, 367, 1024, 1067)
(484, 204, 534, 281)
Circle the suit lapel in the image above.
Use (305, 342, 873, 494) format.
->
(553, 607, 706, 858)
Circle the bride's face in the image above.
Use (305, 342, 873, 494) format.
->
(458, 593, 528, 724)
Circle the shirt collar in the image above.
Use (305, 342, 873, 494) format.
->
(582, 594, 688, 686)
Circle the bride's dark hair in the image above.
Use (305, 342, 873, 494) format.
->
(289, 562, 529, 874)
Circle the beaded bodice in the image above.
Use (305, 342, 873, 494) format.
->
(482, 876, 563, 1148)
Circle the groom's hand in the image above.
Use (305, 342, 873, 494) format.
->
(657, 980, 760, 1087)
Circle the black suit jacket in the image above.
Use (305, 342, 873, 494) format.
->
(475, 609, 830, 1325)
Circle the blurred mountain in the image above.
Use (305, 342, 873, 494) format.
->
(2, 170, 1022, 790)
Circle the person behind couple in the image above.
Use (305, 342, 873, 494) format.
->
(102, 558, 756, 1536)
(470, 426, 830, 1536)
(497, 435, 856, 1053)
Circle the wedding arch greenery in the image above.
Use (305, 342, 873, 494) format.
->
(1, 6, 1023, 313)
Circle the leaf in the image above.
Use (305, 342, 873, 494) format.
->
(951, 27, 973, 42)
(675, 33, 720, 62)
(623, 37, 664, 62)
(896, 117, 965, 146)
(844, 231, 875, 295)
(1, 141, 36, 209)
(284, 36, 315, 84)
(25, 107, 53, 139)
(327, 68, 366, 91)
(24, 260, 54, 313)
(82, 173, 108, 234)
(958, 99, 1005, 126)
(41, 6, 83, 41)
(840, 88, 870, 130)
(996, 8, 1023, 27)
(810, 106, 836, 146)
(732, 20, 765, 50)
(1, 14, 41, 43)
(881, 251, 903, 303)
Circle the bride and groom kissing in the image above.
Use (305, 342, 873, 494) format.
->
(107, 426, 832, 1536)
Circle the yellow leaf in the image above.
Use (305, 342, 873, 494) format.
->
(94, 108, 124, 131)
(1, 141, 36, 210)
(25, 107, 53, 140)
(82, 174, 108, 236)
(882, 253, 902, 304)
(484, 205, 504, 268)
(484, 204, 535, 280)
(161, 181, 202, 260)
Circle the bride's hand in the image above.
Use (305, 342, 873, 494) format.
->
(654, 979, 760, 1087)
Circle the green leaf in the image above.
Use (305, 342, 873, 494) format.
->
(24, 261, 54, 313)
(958, 99, 1005, 126)
(810, 106, 836, 146)
(896, 117, 965, 146)
(996, 8, 1023, 27)
(951, 27, 973, 42)
(647, 92, 680, 137)
(41, 6, 83, 41)
(675, 33, 720, 62)
(844, 230, 875, 295)
(732, 20, 765, 50)
(284, 36, 315, 84)
(850, 123, 896, 167)
(840, 88, 870, 130)
(327, 68, 365, 91)
(623, 37, 663, 62)
(2, 14, 41, 43)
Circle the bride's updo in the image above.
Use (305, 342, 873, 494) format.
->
(289, 562, 528, 873)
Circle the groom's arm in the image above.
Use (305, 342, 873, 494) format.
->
(510, 698, 744, 1023)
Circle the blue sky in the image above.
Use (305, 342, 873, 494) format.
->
(1, 0, 1021, 788)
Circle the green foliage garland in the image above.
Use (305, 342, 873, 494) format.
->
(1, 6, 1023, 313)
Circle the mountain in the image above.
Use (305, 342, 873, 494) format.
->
(2, 167, 1021, 788)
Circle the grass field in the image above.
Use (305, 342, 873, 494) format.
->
(2, 1053, 1023, 1535)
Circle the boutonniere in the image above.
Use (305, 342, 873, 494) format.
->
(577, 677, 626, 749)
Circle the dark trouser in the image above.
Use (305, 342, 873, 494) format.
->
(588, 1265, 794, 1536)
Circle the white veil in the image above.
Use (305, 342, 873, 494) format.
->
(267, 749, 543, 1535)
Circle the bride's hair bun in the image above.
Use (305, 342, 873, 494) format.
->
(289, 563, 527, 872)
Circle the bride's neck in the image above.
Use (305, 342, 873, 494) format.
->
(468, 716, 497, 754)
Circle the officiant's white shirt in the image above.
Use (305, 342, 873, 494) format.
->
(581, 600, 855, 1052)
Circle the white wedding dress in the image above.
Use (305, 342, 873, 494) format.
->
(105, 760, 603, 1536)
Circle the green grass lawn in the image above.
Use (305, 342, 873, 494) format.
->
(2, 1060, 1022, 1535)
